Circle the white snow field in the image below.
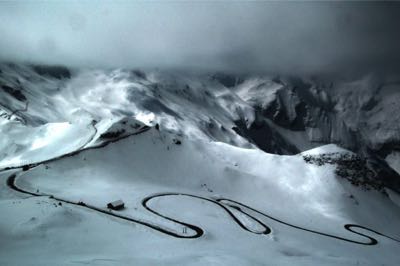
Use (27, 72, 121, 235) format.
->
(1, 64, 400, 265)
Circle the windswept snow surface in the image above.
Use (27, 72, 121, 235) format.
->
(386, 152, 400, 175)
(1, 64, 400, 265)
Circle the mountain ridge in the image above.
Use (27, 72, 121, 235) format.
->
(1, 63, 399, 191)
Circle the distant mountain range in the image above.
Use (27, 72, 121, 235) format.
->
(1, 63, 399, 191)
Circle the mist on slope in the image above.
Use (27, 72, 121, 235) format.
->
(0, 1, 399, 78)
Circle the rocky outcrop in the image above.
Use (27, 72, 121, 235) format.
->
(233, 76, 400, 156)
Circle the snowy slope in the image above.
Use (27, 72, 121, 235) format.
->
(1, 64, 400, 265)
(1, 63, 400, 158)
(1, 128, 400, 265)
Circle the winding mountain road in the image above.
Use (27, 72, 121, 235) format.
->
(7, 174, 400, 245)
(2, 124, 400, 246)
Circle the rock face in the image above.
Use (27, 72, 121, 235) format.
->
(231, 75, 400, 190)
(0, 63, 399, 190)
(233, 76, 400, 156)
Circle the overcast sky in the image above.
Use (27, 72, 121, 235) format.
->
(0, 1, 399, 76)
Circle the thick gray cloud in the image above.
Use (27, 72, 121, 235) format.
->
(0, 1, 399, 76)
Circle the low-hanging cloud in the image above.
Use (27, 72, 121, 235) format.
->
(0, 1, 399, 77)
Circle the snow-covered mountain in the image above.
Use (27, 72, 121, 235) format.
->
(1, 63, 400, 265)
(1, 63, 399, 188)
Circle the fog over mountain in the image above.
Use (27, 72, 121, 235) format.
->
(1, 2, 400, 266)
(1, 1, 400, 77)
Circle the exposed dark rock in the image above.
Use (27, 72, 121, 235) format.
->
(1, 85, 27, 101)
(233, 120, 299, 155)
(173, 139, 182, 145)
(231, 77, 400, 191)
(130, 123, 141, 129)
(32, 65, 71, 79)
(100, 129, 126, 139)
(375, 141, 400, 158)
(212, 73, 243, 88)
(132, 70, 146, 79)
(303, 153, 390, 194)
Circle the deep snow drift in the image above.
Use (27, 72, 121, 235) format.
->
(0, 64, 400, 265)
